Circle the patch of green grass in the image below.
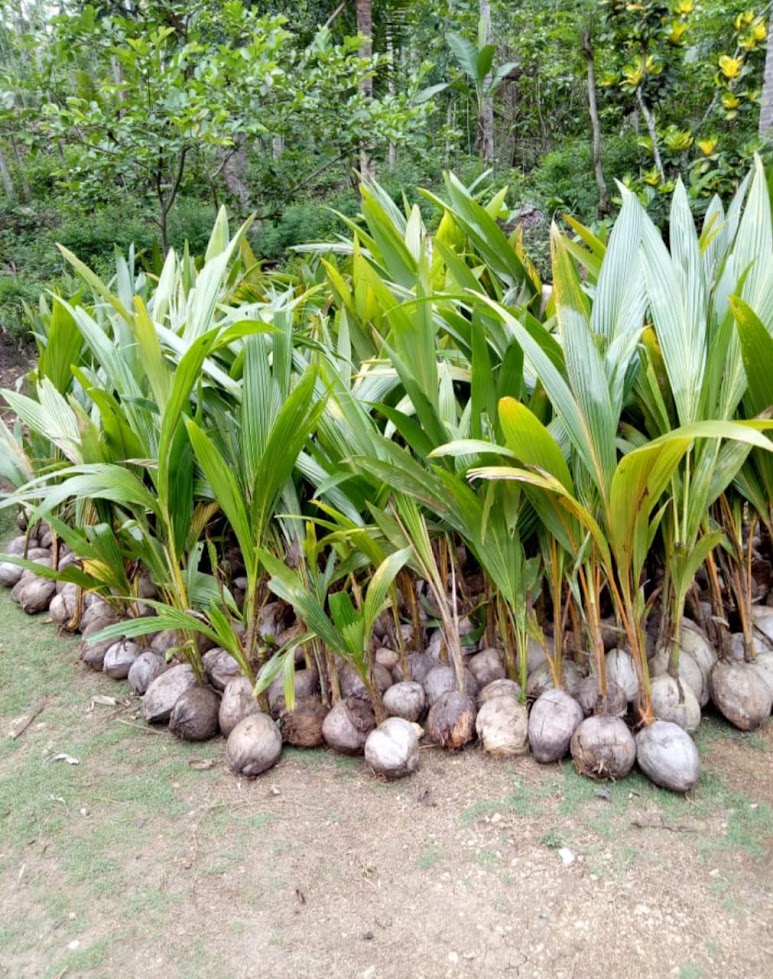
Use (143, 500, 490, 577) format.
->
(694, 715, 769, 755)
(417, 840, 441, 870)
(539, 830, 564, 849)
(42, 936, 112, 979)
(472, 848, 499, 868)
(678, 964, 704, 979)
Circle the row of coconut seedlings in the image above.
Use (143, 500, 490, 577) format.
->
(3, 525, 773, 791)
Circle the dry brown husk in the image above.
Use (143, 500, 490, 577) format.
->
(78, 599, 118, 633)
(635, 720, 700, 793)
(128, 651, 167, 695)
(321, 696, 376, 755)
(225, 713, 282, 777)
(268, 667, 320, 717)
(0, 561, 25, 587)
(576, 676, 626, 717)
(475, 696, 529, 757)
(423, 664, 478, 707)
(570, 715, 636, 780)
(170, 686, 221, 741)
(467, 648, 505, 689)
(80, 636, 114, 671)
(16, 575, 56, 614)
(103, 639, 141, 679)
(150, 629, 182, 657)
(527, 661, 583, 700)
(364, 717, 420, 779)
(219, 676, 261, 737)
(5, 534, 37, 555)
(528, 689, 583, 764)
(426, 691, 476, 750)
(709, 660, 772, 731)
(382, 681, 426, 722)
(375, 647, 400, 671)
(142, 664, 197, 724)
(202, 648, 242, 690)
(280, 697, 328, 747)
(749, 651, 773, 701)
(48, 592, 68, 624)
(477, 678, 521, 706)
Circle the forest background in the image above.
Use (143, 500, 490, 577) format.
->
(0, 0, 772, 335)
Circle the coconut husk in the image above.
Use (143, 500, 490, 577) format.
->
(79, 601, 119, 634)
(80, 637, 114, 671)
(576, 676, 626, 717)
(393, 651, 433, 685)
(225, 713, 282, 777)
(321, 696, 376, 755)
(151, 629, 182, 657)
(128, 652, 167, 695)
(268, 667, 320, 718)
(170, 686, 221, 741)
(528, 689, 583, 764)
(103, 640, 141, 680)
(382, 681, 426, 722)
(5, 535, 37, 555)
(142, 664, 197, 724)
(680, 620, 718, 678)
(203, 648, 242, 691)
(423, 665, 477, 707)
(605, 649, 639, 702)
(40, 527, 53, 549)
(375, 647, 400, 671)
(48, 592, 68, 625)
(280, 697, 328, 748)
(749, 651, 773, 701)
(710, 660, 772, 731)
(635, 721, 700, 793)
(650, 674, 688, 729)
(475, 696, 529, 757)
(752, 606, 773, 644)
(467, 648, 505, 689)
(0, 562, 24, 588)
(570, 715, 636, 780)
(17, 576, 57, 614)
(477, 678, 521, 707)
(426, 691, 476, 750)
(364, 717, 420, 779)
(219, 676, 261, 737)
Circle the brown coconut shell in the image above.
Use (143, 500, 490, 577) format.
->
(267, 667, 320, 718)
(0, 561, 25, 588)
(16, 576, 56, 614)
(576, 676, 627, 717)
(635, 720, 700, 793)
(570, 715, 636, 780)
(150, 629, 182, 657)
(202, 648, 242, 691)
(710, 660, 772, 731)
(423, 665, 478, 707)
(475, 695, 529, 757)
(142, 664, 197, 724)
(528, 689, 584, 764)
(169, 686, 221, 741)
(364, 717, 420, 779)
(467, 648, 506, 689)
(280, 697, 328, 747)
(79, 600, 118, 633)
(321, 696, 376, 755)
(128, 652, 167, 695)
(382, 681, 426, 722)
(80, 637, 114, 671)
(225, 713, 282, 777)
(219, 676, 261, 737)
(426, 691, 476, 750)
(103, 639, 141, 680)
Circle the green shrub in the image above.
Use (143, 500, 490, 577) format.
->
(0, 274, 43, 339)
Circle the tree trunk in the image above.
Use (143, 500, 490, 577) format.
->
(582, 29, 609, 216)
(221, 145, 250, 214)
(0, 143, 15, 201)
(356, 0, 376, 180)
(760, 17, 773, 136)
(636, 89, 665, 183)
(477, 0, 494, 163)
(10, 136, 30, 202)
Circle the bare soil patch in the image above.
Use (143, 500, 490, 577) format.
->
(0, 328, 33, 397)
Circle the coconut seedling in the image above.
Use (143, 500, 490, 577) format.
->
(257, 545, 411, 726)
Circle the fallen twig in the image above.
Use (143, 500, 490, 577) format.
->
(8, 699, 47, 739)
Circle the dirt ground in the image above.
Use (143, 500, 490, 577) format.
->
(0, 328, 33, 396)
(1, 584, 772, 979)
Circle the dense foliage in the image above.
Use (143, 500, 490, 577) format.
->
(1, 0, 772, 334)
